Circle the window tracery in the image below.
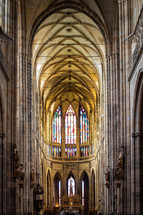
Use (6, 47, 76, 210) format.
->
(80, 106, 89, 144)
(52, 106, 61, 144)
(65, 147, 76, 158)
(51, 104, 90, 158)
(65, 105, 76, 144)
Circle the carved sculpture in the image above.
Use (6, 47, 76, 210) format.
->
(34, 183, 44, 212)
(13, 147, 20, 178)
(34, 183, 44, 194)
(104, 166, 110, 188)
(18, 164, 25, 187)
(114, 151, 124, 188)
(30, 166, 35, 188)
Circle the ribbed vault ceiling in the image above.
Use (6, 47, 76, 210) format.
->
(32, 7, 105, 112)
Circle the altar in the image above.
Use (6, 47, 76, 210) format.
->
(61, 195, 82, 211)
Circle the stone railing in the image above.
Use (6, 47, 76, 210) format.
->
(47, 153, 95, 162)
(41, 140, 96, 161)
(128, 7, 143, 79)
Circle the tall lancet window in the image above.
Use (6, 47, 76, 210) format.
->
(68, 176, 75, 196)
(52, 106, 61, 143)
(65, 105, 76, 144)
(82, 180, 84, 206)
(80, 106, 89, 144)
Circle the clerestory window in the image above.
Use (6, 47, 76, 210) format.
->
(52, 106, 61, 144)
(80, 106, 89, 144)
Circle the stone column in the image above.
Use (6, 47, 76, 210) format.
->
(118, 0, 133, 214)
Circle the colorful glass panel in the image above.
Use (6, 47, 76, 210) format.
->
(65, 147, 76, 158)
(52, 146, 61, 157)
(80, 106, 89, 144)
(65, 105, 76, 144)
(82, 180, 84, 206)
(52, 106, 61, 143)
(59, 180, 61, 206)
(80, 146, 89, 157)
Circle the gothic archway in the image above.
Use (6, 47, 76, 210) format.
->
(47, 170, 51, 211)
(132, 69, 143, 214)
(54, 172, 62, 208)
(80, 171, 89, 212)
(91, 170, 95, 211)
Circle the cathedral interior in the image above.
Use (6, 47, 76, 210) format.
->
(0, 0, 143, 214)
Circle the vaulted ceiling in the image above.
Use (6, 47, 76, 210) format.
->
(32, 8, 105, 112)
(29, 0, 115, 114)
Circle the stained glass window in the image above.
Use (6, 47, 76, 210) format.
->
(68, 176, 75, 196)
(65, 147, 76, 158)
(80, 147, 89, 157)
(52, 146, 61, 157)
(65, 105, 76, 144)
(82, 180, 84, 206)
(80, 106, 89, 144)
(59, 180, 61, 206)
(52, 106, 61, 143)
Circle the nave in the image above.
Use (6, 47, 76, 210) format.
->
(0, 0, 143, 214)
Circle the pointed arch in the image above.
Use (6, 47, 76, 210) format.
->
(80, 170, 89, 180)
(91, 170, 95, 211)
(54, 171, 62, 183)
(132, 69, 143, 133)
(80, 171, 89, 212)
(47, 170, 51, 211)
(132, 69, 143, 213)
(54, 172, 62, 207)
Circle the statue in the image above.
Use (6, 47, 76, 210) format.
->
(104, 166, 110, 188)
(34, 183, 44, 194)
(114, 151, 124, 187)
(13, 147, 20, 178)
(30, 166, 35, 188)
(117, 151, 124, 168)
(19, 164, 25, 187)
